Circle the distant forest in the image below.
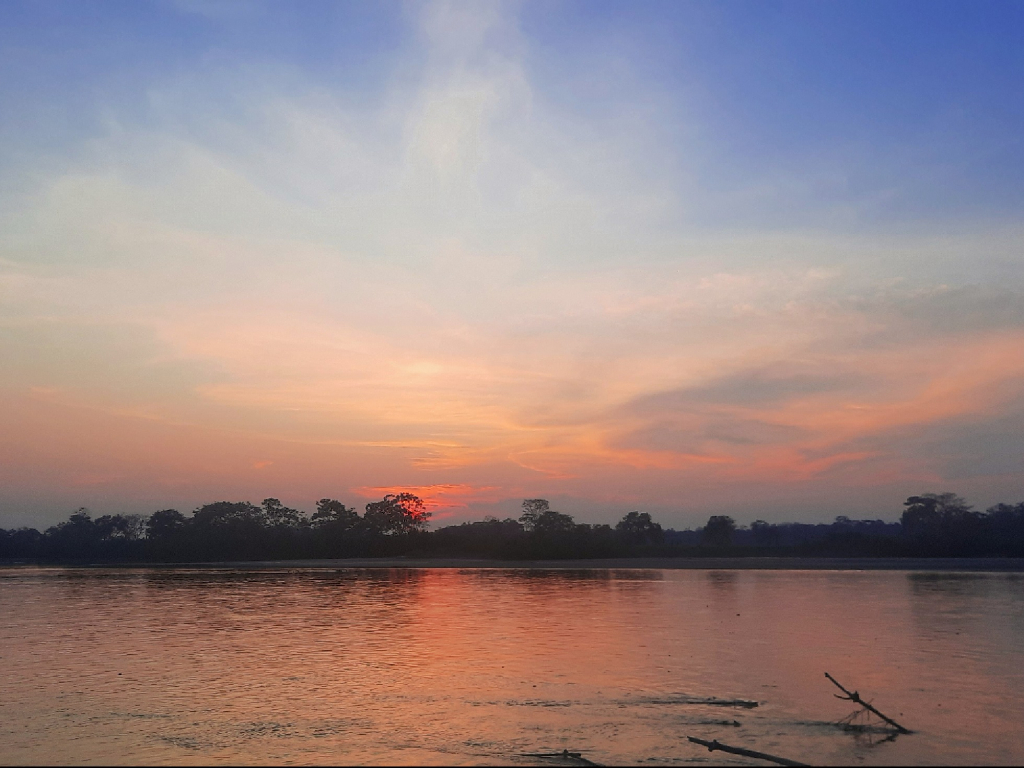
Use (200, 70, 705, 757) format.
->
(2, 492, 1024, 563)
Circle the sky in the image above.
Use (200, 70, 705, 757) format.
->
(1, 0, 1023, 529)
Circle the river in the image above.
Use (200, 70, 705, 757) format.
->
(1, 566, 1022, 765)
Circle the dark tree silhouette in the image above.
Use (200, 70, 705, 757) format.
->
(311, 499, 359, 529)
(616, 511, 664, 545)
(901, 493, 982, 553)
(147, 509, 186, 539)
(189, 501, 265, 560)
(703, 515, 736, 547)
(985, 502, 1024, 555)
(5, 489, 1024, 564)
(94, 514, 146, 541)
(261, 498, 306, 528)
(192, 501, 263, 529)
(532, 508, 576, 535)
(519, 499, 550, 532)
(364, 493, 430, 535)
(515, 500, 579, 558)
(46, 507, 102, 559)
(0, 527, 43, 559)
(750, 519, 780, 546)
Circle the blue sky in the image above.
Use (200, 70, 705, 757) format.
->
(4, 0, 1021, 227)
(1, 1, 1022, 527)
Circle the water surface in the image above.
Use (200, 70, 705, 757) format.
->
(1, 567, 1022, 765)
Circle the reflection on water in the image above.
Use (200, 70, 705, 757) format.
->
(1, 567, 1023, 765)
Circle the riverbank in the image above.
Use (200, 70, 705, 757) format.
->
(6, 556, 1022, 571)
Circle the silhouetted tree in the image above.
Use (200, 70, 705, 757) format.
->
(15, 489, 1024, 563)
(46, 507, 101, 559)
(94, 514, 146, 541)
(517, 501, 579, 558)
(308, 499, 363, 557)
(311, 499, 359, 529)
(750, 519, 779, 547)
(190, 501, 265, 559)
(145, 509, 187, 561)
(63, 507, 95, 532)
(192, 501, 263, 529)
(147, 509, 186, 539)
(0, 527, 43, 559)
(533, 508, 576, 535)
(901, 493, 982, 553)
(616, 511, 664, 545)
(985, 502, 1024, 556)
(703, 515, 736, 547)
(519, 499, 550, 532)
(364, 493, 430, 535)
(429, 517, 527, 558)
(261, 498, 305, 528)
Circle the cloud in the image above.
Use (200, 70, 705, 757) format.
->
(616, 419, 806, 455)
(1, 2, 1023, 525)
(628, 367, 866, 411)
(849, 284, 1024, 344)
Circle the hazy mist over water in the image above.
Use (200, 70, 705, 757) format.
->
(2, 567, 1023, 765)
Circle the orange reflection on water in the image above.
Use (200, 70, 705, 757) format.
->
(2, 567, 1023, 765)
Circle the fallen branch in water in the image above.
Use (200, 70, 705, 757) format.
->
(520, 749, 600, 766)
(686, 736, 807, 767)
(641, 696, 758, 708)
(824, 672, 912, 734)
(689, 697, 758, 708)
(693, 718, 742, 727)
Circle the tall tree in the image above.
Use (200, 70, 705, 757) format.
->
(519, 499, 550, 532)
(703, 515, 736, 547)
(311, 499, 360, 529)
(147, 509, 186, 539)
(616, 511, 664, 545)
(364, 493, 431, 535)
(901, 493, 981, 551)
(533, 508, 576, 536)
(261, 498, 305, 528)
(93, 514, 146, 541)
(192, 501, 263, 530)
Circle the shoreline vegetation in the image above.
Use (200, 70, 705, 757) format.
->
(3, 492, 1024, 566)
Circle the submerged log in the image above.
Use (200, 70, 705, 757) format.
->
(824, 672, 912, 734)
(686, 736, 807, 767)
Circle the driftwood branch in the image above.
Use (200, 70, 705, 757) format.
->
(686, 736, 807, 767)
(824, 672, 912, 734)
(520, 750, 600, 766)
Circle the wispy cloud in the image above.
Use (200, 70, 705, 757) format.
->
(1, 1, 1022, 527)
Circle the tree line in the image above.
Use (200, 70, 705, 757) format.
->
(2, 492, 1023, 563)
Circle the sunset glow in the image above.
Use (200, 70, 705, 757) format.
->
(1, 1, 1022, 528)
